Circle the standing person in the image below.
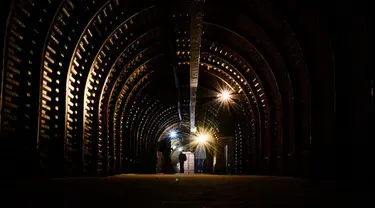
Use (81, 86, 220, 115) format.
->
(196, 145, 206, 173)
(179, 152, 187, 173)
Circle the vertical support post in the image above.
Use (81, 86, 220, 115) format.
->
(189, 0, 205, 133)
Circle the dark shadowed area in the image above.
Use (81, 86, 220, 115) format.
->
(4, 175, 364, 207)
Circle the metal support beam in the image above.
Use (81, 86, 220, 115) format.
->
(161, 1, 182, 122)
(189, 0, 205, 133)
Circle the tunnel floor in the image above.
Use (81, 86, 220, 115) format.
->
(4, 174, 362, 207)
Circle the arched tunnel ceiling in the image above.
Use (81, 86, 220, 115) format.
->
(3, 0, 369, 178)
(0, 0, 312, 176)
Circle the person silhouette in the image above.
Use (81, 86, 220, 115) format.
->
(196, 145, 206, 173)
(179, 152, 187, 173)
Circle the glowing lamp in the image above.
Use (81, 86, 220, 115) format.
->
(169, 130, 177, 138)
(197, 134, 208, 144)
(219, 90, 231, 101)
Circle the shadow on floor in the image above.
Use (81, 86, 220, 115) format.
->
(2, 174, 365, 208)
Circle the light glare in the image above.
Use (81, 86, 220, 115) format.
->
(222, 91, 230, 99)
(197, 134, 208, 144)
(169, 130, 177, 138)
(218, 90, 231, 101)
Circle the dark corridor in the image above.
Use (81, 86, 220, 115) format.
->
(0, 0, 373, 207)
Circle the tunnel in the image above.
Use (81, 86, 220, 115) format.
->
(0, 0, 373, 205)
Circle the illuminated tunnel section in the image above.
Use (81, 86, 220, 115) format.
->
(4, 0, 360, 179)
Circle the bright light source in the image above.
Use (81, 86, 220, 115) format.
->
(169, 130, 177, 138)
(197, 134, 208, 144)
(172, 145, 177, 150)
(178, 147, 183, 152)
(222, 91, 230, 99)
(218, 90, 231, 101)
